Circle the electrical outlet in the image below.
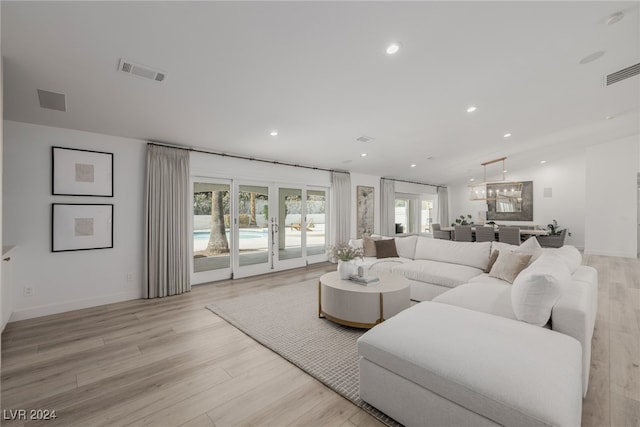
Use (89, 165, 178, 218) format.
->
(23, 287, 33, 297)
(126, 273, 134, 282)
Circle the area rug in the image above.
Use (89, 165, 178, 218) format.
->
(205, 278, 401, 427)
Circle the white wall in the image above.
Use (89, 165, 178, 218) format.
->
(350, 173, 380, 238)
(3, 121, 146, 321)
(449, 154, 587, 249)
(585, 135, 639, 258)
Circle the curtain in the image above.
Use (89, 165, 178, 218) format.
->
(330, 171, 351, 245)
(380, 178, 396, 236)
(144, 144, 190, 298)
(437, 187, 449, 228)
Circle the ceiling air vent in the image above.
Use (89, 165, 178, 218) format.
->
(37, 89, 66, 112)
(356, 135, 374, 143)
(606, 62, 640, 86)
(118, 58, 166, 83)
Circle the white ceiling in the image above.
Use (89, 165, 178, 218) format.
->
(2, 1, 639, 185)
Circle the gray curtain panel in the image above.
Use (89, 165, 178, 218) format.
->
(380, 178, 395, 237)
(438, 187, 449, 228)
(144, 144, 191, 298)
(330, 171, 351, 245)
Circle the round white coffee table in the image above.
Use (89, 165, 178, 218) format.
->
(318, 271, 411, 329)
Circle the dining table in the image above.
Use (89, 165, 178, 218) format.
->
(439, 226, 549, 238)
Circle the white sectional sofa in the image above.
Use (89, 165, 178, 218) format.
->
(349, 235, 598, 427)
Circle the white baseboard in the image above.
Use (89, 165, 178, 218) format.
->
(9, 291, 142, 322)
(584, 249, 638, 259)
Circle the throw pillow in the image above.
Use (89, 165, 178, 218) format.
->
(511, 254, 569, 326)
(485, 250, 500, 273)
(518, 236, 543, 264)
(363, 236, 380, 257)
(489, 251, 532, 284)
(374, 239, 399, 259)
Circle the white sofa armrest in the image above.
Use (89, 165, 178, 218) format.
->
(551, 272, 598, 397)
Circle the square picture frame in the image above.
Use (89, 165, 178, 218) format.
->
(52, 146, 113, 197)
(52, 203, 114, 252)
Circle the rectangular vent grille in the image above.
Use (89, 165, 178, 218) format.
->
(37, 89, 67, 112)
(118, 58, 166, 83)
(606, 62, 640, 86)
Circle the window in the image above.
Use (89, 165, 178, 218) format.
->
(395, 193, 437, 235)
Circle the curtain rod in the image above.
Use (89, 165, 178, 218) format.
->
(382, 176, 447, 189)
(147, 141, 349, 174)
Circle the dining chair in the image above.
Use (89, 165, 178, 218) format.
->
(453, 225, 473, 242)
(475, 226, 496, 242)
(432, 224, 452, 240)
(499, 226, 520, 245)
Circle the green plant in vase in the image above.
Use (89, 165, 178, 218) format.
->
(451, 214, 474, 227)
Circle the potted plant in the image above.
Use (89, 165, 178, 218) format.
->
(537, 219, 571, 248)
(327, 243, 364, 279)
(451, 214, 474, 227)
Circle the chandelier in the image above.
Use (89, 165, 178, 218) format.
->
(469, 157, 523, 201)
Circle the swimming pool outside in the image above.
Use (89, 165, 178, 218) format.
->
(193, 225, 325, 252)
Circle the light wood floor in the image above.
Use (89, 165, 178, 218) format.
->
(1, 255, 639, 427)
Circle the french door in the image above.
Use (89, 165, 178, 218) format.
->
(191, 179, 328, 284)
(191, 178, 233, 284)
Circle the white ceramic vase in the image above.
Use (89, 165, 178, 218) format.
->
(337, 260, 356, 280)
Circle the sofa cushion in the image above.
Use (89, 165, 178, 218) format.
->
(363, 236, 380, 257)
(375, 239, 399, 258)
(348, 238, 363, 250)
(414, 237, 491, 270)
(511, 254, 569, 326)
(555, 245, 582, 273)
(492, 236, 542, 264)
(394, 235, 418, 259)
(358, 302, 583, 427)
(484, 249, 499, 273)
(391, 260, 483, 289)
(433, 282, 517, 320)
(488, 251, 532, 283)
(360, 256, 411, 273)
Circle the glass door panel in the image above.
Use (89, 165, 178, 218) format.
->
(237, 184, 270, 269)
(192, 180, 231, 284)
(421, 200, 433, 233)
(306, 189, 326, 256)
(278, 188, 302, 261)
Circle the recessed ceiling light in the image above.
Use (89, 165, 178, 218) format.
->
(540, 160, 547, 164)
(469, 178, 475, 182)
(466, 106, 477, 113)
(579, 51, 606, 65)
(386, 42, 401, 55)
(361, 153, 368, 157)
(410, 164, 417, 168)
(606, 11, 625, 26)
(269, 130, 278, 136)
(503, 133, 512, 138)
(606, 115, 615, 120)
(503, 169, 508, 173)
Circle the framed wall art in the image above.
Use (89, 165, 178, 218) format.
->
(356, 185, 375, 238)
(52, 203, 114, 252)
(487, 181, 533, 221)
(52, 146, 113, 196)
